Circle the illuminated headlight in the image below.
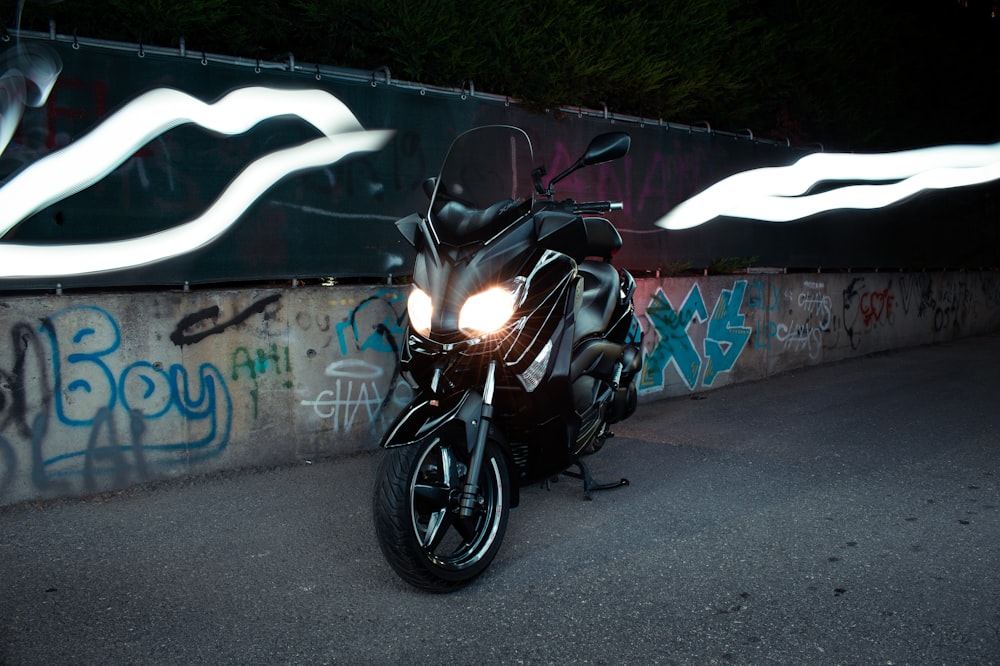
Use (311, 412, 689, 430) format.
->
(407, 287, 433, 335)
(459, 286, 517, 336)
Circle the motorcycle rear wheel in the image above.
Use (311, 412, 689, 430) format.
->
(373, 437, 510, 592)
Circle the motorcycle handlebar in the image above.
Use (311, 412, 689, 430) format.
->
(572, 200, 624, 214)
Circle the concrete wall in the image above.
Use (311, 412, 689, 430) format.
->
(633, 271, 1000, 396)
(2, 270, 999, 505)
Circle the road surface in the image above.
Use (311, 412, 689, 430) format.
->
(3, 334, 999, 664)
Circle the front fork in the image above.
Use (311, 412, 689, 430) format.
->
(458, 360, 497, 518)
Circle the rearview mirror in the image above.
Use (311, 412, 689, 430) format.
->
(546, 132, 631, 194)
(581, 132, 631, 166)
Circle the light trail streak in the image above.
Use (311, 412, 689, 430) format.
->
(0, 42, 62, 157)
(0, 86, 393, 277)
(656, 142, 1000, 230)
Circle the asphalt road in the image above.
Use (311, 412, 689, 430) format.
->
(3, 334, 1000, 665)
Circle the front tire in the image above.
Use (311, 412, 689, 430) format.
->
(373, 437, 510, 592)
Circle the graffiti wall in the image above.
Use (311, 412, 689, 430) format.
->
(0, 284, 410, 504)
(2, 272, 998, 505)
(633, 271, 1000, 396)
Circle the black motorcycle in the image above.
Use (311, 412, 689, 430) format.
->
(372, 125, 643, 592)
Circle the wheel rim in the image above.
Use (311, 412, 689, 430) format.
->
(408, 438, 504, 572)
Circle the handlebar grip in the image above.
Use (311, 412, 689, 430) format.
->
(573, 200, 625, 213)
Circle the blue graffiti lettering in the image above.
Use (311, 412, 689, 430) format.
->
(37, 305, 232, 482)
(703, 281, 752, 386)
(640, 285, 708, 391)
(336, 289, 405, 356)
(640, 280, 752, 392)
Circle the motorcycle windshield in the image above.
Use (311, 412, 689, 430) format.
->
(429, 126, 534, 245)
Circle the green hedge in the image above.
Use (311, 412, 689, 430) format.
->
(5, 0, 998, 150)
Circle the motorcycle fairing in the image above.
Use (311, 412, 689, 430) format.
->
(576, 261, 619, 340)
(535, 211, 623, 264)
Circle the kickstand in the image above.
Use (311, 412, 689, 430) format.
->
(561, 458, 629, 501)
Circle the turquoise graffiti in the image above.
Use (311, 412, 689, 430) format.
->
(38, 305, 232, 488)
(639, 280, 752, 392)
(300, 288, 410, 433)
(335, 288, 406, 356)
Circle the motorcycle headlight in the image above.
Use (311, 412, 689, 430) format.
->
(459, 286, 517, 336)
(407, 287, 433, 335)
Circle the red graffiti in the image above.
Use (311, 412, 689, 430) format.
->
(44, 78, 108, 148)
(860, 289, 893, 326)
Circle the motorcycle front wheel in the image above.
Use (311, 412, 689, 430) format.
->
(372, 436, 510, 592)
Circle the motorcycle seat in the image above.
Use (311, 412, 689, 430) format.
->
(576, 260, 619, 340)
(433, 198, 522, 242)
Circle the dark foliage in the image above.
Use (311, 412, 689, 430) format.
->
(3, 0, 998, 149)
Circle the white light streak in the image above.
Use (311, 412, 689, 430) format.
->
(0, 86, 393, 277)
(656, 142, 1000, 230)
(0, 43, 62, 157)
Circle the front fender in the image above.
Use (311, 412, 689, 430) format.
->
(380, 390, 484, 452)
(380, 390, 519, 507)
